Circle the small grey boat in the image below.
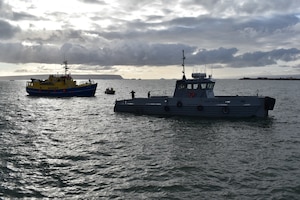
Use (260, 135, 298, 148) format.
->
(114, 51, 276, 118)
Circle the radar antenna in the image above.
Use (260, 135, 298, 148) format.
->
(182, 50, 186, 80)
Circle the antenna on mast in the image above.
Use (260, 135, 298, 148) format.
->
(63, 60, 69, 76)
(62, 53, 69, 76)
(182, 50, 186, 80)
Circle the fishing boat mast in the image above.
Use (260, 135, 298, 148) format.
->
(63, 60, 69, 76)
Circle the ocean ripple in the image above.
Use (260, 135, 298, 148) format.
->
(1, 80, 300, 199)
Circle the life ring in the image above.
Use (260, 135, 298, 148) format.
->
(222, 106, 229, 114)
(197, 105, 204, 111)
(177, 101, 183, 107)
(164, 106, 170, 112)
(189, 92, 195, 98)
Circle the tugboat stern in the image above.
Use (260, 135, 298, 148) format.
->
(265, 96, 276, 110)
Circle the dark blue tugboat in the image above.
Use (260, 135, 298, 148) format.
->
(114, 51, 275, 118)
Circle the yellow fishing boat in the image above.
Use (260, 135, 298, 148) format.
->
(26, 61, 97, 97)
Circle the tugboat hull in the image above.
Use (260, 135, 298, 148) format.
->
(114, 96, 275, 118)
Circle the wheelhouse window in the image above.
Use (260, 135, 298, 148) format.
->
(177, 83, 186, 89)
(200, 82, 214, 89)
(207, 83, 215, 89)
(187, 83, 199, 90)
(201, 83, 207, 89)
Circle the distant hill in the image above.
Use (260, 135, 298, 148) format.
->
(240, 74, 300, 80)
(0, 74, 123, 80)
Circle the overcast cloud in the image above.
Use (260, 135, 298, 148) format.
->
(0, 0, 300, 78)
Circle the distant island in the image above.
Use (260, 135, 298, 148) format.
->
(240, 77, 300, 80)
(0, 74, 123, 81)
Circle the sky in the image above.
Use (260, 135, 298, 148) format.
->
(1, 0, 300, 79)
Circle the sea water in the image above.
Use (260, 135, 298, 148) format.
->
(0, 79, 300, 199)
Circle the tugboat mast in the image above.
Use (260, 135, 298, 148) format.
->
(182, 50, 186, 80)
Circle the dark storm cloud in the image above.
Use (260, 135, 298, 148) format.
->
(60, 42, 194, 66)
(192, 48, 239, 64)
(231, 48, 300, 67)
(2, 35, 299, 70)
(235, 15, 299, 34)
(0, 20, 20, 39)
(0, 42, 61, 64)
(189, 47, 300, 68)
